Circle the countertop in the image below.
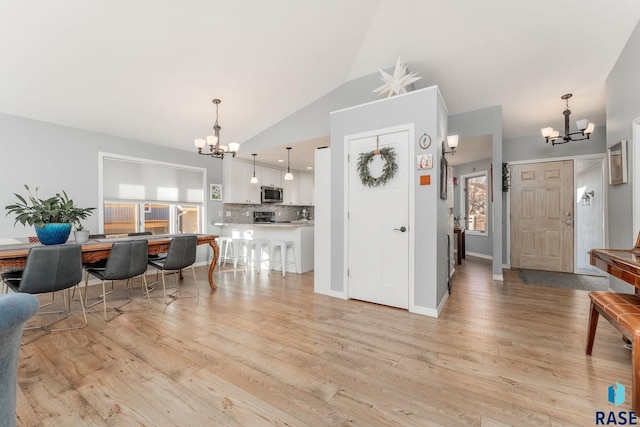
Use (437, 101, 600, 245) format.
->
(214, 221, 314, 228)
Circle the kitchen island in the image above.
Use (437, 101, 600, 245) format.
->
(215, 221, 314, 274)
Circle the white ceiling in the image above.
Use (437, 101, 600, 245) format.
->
(1, 1, 639, 168)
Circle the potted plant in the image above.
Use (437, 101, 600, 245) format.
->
(454, 214, 462, 228)
(5, 185, 95, 245)
(74, 223, 91, 244)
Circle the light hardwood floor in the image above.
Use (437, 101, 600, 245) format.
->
(15, 257, 632, 426)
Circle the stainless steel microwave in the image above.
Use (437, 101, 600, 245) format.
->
(261, 186, 283, 203)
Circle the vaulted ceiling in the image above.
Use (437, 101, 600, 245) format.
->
(1, 1, 639, 164)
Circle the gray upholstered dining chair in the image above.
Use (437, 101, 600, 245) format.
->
(1, 244, 86, 342)
(148, 234, 198, 304)
(0, 293, 39, 427)
(82, 233, 108, 271)
(129, 231, 166, 262)
(84, 239, 150, 321)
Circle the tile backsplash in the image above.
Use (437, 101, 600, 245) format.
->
(222, 204, 314, 224)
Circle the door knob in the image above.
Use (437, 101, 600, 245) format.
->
(394, 226, 407, 232)
(566, 220, 572, 225)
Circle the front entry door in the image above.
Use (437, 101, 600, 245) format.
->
(347, 129, 409, 309)
(510, 160, 574, 272)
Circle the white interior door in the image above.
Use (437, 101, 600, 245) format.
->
(347, 130, 409, 309)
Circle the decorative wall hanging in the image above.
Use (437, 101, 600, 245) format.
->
(417, 154, 432, 170)
(502, 162, 510, 193)
(209, 183, 222, 200)
(373, 57, 422, 98)
(418, 132, 431, 149)
(608, 140, 628, 185)
(357, 136, 398, 187)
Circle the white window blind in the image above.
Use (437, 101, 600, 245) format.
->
(103, 157, 205, 205)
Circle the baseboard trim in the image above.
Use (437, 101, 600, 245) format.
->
(411, 304, 439, 318)
(466, 251, 492, 260)
(329, 290, 348, 300)
(493, 274, 504, 281)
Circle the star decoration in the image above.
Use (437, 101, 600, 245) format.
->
(373, 57, 422, 98)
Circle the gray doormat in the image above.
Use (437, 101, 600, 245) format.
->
(517, 269, 609, 291)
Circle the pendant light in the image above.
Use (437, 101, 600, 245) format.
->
(284, 147, 293, 181)
(540, 93, 595, 145)
(193, 99, 240, 159)
(250, 153, 258, 184)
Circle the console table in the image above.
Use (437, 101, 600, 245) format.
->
(454, 227, 465, 265)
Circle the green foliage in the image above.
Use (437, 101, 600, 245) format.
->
(357, 147, 398, 187)
(5, 185, 95, 228)
(502, 162, 510, 193)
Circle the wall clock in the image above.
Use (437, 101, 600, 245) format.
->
(418, 132, 431, 149)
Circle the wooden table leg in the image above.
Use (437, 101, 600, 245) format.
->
(208, 240, 220, 290)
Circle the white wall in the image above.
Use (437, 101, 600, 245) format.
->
(241, 69, 403, 154)
(314, 147, 331, 295)
(0, 112, 224, 261)
(575, 159, 605, 274)
(452, 157, 493, 258)
(329, 86, 448, 315)
(448, 106, 503, 279)
(606, 18, 640, 291)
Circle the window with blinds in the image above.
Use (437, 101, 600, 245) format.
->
(100, 154, 206, 236)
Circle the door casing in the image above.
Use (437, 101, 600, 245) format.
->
(343, 124, 415, 310)
(505, 153, 607, 272)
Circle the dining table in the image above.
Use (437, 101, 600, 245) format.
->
(0, 233, 221, 290)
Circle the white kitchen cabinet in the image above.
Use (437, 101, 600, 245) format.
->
(281, 172, 313, 205)
(260, 166, 282, 188)
(298, 173, 314, 205)
(281, 172, 299, 205)
(223, 160, 261, 204)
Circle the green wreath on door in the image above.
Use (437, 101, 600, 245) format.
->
(357, 146, 398, 187)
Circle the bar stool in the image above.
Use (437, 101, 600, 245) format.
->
(215, 237, 232, 266)
(221, 238, 248, 269)
(270, 240, 296, 277)
(247, 239, 270, 273)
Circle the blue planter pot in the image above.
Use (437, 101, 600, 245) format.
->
(34, 223, 72, 245)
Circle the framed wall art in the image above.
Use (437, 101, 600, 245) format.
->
(417, 154, 432, 170)
(608, 140, 628, 185)
(210, 183, 223, 200)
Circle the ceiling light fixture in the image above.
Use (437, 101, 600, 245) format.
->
(541, 93, 595, 145)
(250, 153, 258, 184)
(442, 135, 459, 157)
(194, 99, 239, 159)
(284, 147, 293, 181)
